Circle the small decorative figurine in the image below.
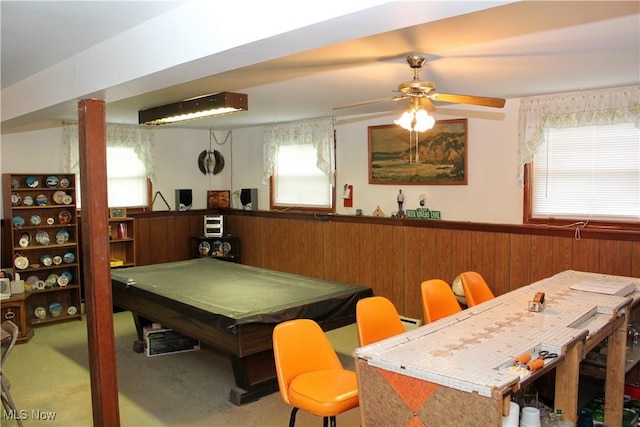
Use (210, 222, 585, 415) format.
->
(397, 189, 404, 211)
(372, 206, 385, 217)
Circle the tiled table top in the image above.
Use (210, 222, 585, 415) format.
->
(354, 270, 638, 398)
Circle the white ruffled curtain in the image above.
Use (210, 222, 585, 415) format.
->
(63, 122, 156, 183)
(517, 86, 640, 184)
(262, 117, 335, 185)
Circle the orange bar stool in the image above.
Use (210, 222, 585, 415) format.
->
(460, 271, 495, 307)
(420, 279, 462, 323)
(356, 296, 405, 346)
(272, 319, 359, 427)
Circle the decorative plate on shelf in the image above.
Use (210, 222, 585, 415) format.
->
(12, 216, 25, 228)
(45, 176, 59, 188)
(59, 178, 70, 188)
(35, 231, 50, 246)
(22, 196, 33, 206)
(30, 215, 41, 226)
(46, 217, 55, 225)
(199, 241, 211, 256)
(53, 191, 66, 204)
(58, 211, 72, 225)
(63, 252, 75, 264)
(19, 232, 31, 248)
(222, 242, 232, 256)
(40, 255, 53, 267)
(52, 255, 63, 265)
(56, 230, 69, 244)
(61, 271, 72, 283)
(34, 307, 47, 320)
(26, 275, 39, 287)
(11, 193, 21, 205)
(14, 255, 29, 270)
(67, 305, 78, 316)
(36, 280, 45, 290)
(26, 176, 39, 188)
(11, 178, 19, 189)
(35, 194, 48, 206)
(49, 302, 63, 317)
(57, 275, 68, 286)
(62, 194, 73, 205)
(45, 274, 58, 288)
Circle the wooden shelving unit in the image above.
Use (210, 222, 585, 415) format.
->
(2, 173, 83, 340)
(108, 217, 136, 268)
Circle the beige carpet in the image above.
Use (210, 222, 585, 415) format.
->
(2, 311, 362, 427)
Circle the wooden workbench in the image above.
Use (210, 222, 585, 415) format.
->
(354, 270, 637, 426)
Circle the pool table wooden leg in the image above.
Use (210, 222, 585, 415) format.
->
(229, 351, 280, 406)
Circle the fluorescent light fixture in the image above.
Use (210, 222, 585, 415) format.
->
(139, 92, 248, 125)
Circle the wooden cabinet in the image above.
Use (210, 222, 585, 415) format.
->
(108, 217, 136, 268)
(1, 294, 34, 344)
(191, 234, 240, 263)
(2, 173, 83, 337)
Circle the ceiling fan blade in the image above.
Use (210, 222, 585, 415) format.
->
(429, 93, 505, 108)
(333, 95, 407, 110)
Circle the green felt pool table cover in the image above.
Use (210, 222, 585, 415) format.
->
(111, 257, 372, 326)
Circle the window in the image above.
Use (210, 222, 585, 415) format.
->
(263, 118, 336, 211)
(64, 123, 155, 209)
(107, 146, 148, 207)
(528, 123, 639, 222)
(272, 143, 332, 208)
(520, 86, 640, 230)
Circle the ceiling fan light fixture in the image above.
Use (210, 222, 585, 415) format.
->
(138, 92, 248, 125)
(394, 106, 435, 132)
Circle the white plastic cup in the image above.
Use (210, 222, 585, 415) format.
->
(502, 401, 520, 427)
(520, 406, 541, 427)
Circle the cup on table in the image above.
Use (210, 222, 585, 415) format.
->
(520, 406, 541, 427)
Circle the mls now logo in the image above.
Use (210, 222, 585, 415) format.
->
(4, 409, 57, 420)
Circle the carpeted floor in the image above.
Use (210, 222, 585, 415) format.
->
(2, 311, 362, 427)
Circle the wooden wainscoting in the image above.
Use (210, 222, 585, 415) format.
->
(127, 209, 640, 321)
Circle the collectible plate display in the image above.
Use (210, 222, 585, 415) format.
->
(11, 178, 19, 189)
(46, 176, 59, 188)
(62, 194, 73, 205)
(14, 255, 29, 270)
(56, 230, 70, 244)
(12, 216, 25, 228)
(59, 178, 70, 188)
(19, 232, 31, 248)
(49, 302, 63, 317)
(67, 305, 78, 316)
(61, 271, 72, 282)
(53, 191, 66, 204)
(199, 241, 211, 256)
(22, 195, 33, 206)
(63, 252, 75, 264)
(26, 176, 39, 188)
(11, 193, 21, 205)
(26, 275, 39, 286)
(36, 280, 45, 290)
(35, 231, 50, 245)
(40, 255, 53, 267)
(53, 255, 63, 265)
(30, 215, 41, 226)
(35, 194, 48, 205)
(35, 307, 47, 319)
(59, 211, 72, 225)
(45, 274, 59, 288)
(222, 242, 232, 256)
(57, 275, 68, 286)
(46, 217, 55, 225)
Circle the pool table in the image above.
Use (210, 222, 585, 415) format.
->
(111, 257, 373, 405)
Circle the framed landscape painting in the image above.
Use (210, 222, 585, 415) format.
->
(368, 118, 468, 185)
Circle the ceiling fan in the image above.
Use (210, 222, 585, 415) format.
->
(333, 55, 506, 113)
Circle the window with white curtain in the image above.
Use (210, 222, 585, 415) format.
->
(64, 123, 155, 208)
(520, 86, 640, 227)
(263, 117, 335, 210)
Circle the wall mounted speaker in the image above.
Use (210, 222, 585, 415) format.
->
(240, 188, 258, 211)
(175, 189, 193, 211)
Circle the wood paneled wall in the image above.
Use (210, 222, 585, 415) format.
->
(129, 210, 640, 321)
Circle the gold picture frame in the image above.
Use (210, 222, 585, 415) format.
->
(109, 207, 127, 218)
(368, 118, 468, 185)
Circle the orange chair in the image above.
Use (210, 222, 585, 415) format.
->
(420, 279, 462, 323)
(460, 271, 495, 307)
(272, 319, 359, 427)
(356, 296, 405, 346)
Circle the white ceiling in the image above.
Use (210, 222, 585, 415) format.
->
(1, 1, 639, 133)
